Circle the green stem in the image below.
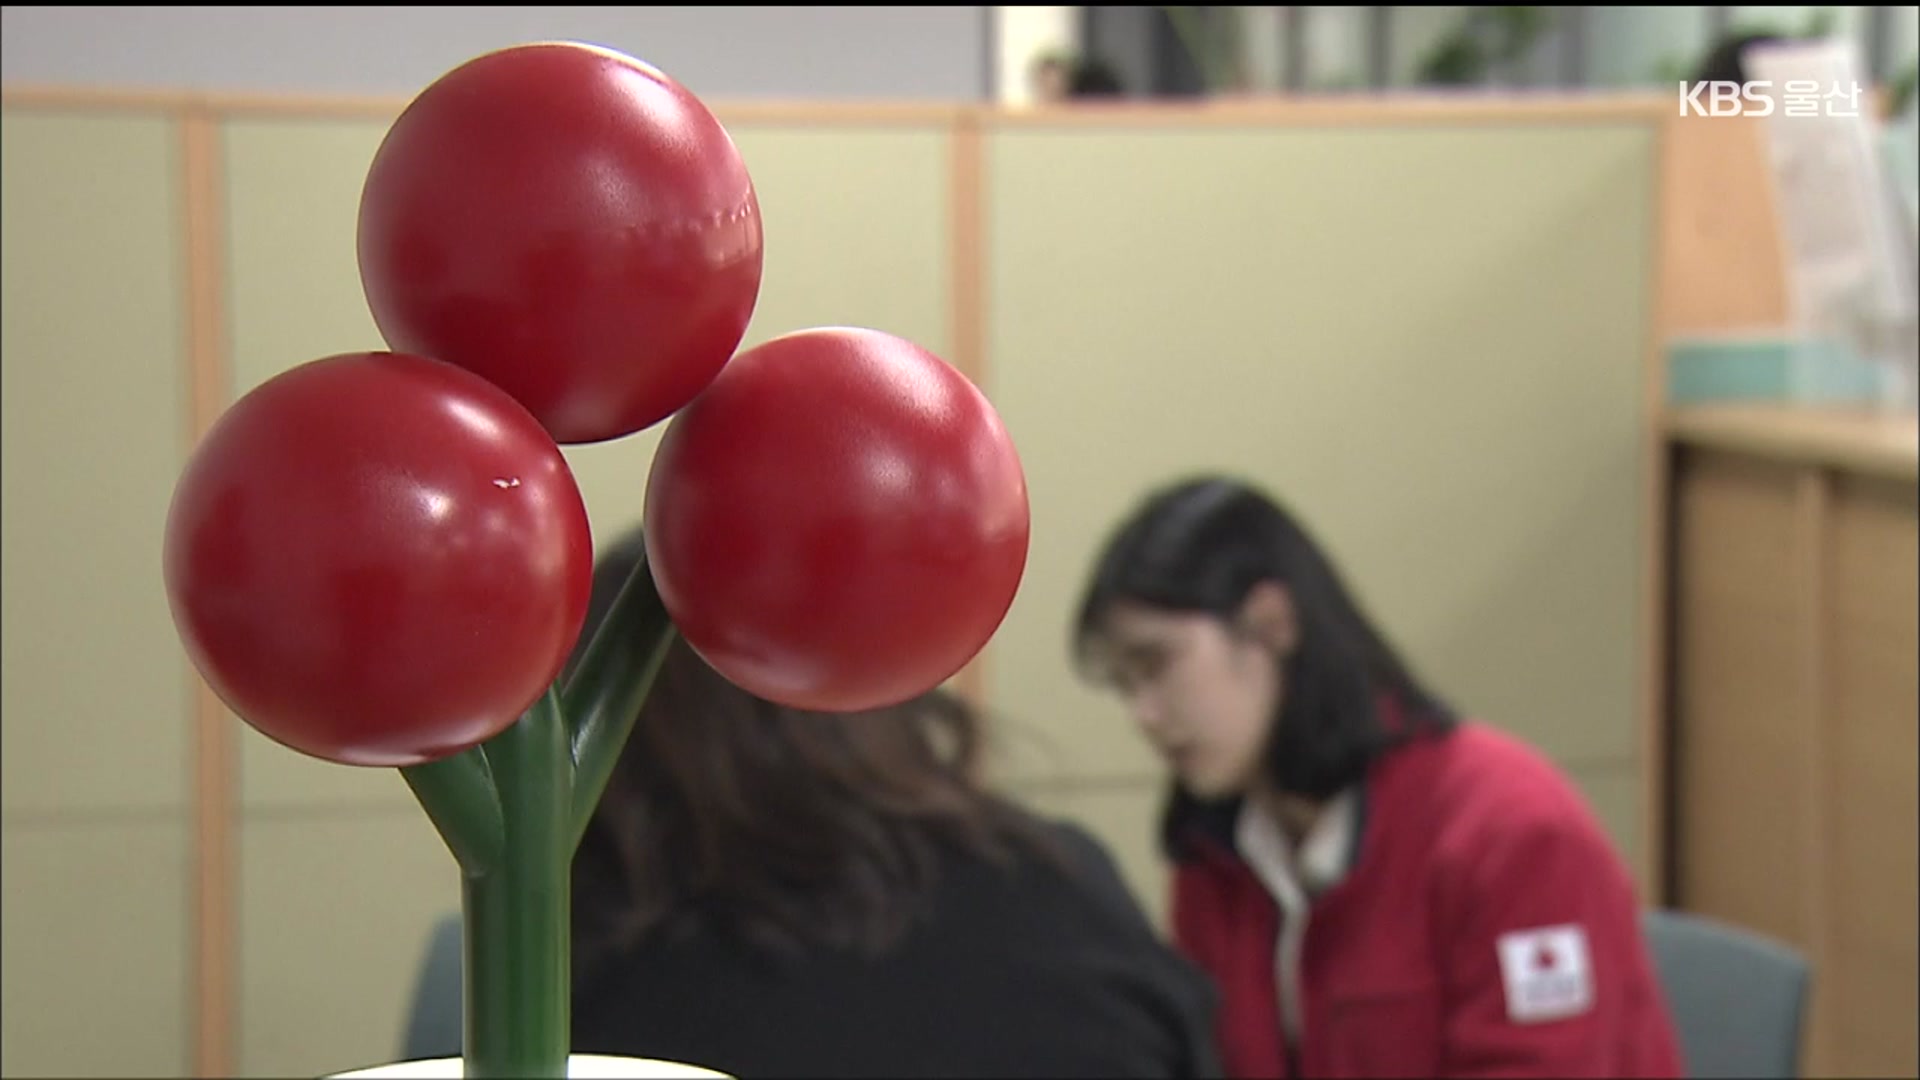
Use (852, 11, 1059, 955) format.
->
(461, 688, 572, 1080)
(561, 543, 678, 850)
(402, 747, 504, 869)
(397, 535, 676, 1079)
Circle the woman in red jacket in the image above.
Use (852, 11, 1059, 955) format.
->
(1072, 476, 1685, 1079)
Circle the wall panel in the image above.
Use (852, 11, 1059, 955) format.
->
(982, 120, 1659, 888)
(236, 812, 457, 1077)
(0, 820, 193, 1078)
(1, 110, 193, 816)
(1, 106, 195, 1078)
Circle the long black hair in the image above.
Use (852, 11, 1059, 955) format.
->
(571, 527, 1066, 987)
(1071, 476, 1456, 860)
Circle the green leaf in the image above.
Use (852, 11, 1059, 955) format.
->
(1891, 59, 1919, 117)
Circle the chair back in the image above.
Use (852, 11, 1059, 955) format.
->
(400, 913, 463, 1062)
(1643, 909, 1810, 1079)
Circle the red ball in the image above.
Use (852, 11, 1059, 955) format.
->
(357, 42, 764, 445)
(643, 327, 1030, 713)
(163, 352, 594, 767)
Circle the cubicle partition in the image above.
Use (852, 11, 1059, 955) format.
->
(1, 89, 1674, 1078)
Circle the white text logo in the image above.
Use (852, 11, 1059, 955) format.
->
(1678, 80, 1865, 118)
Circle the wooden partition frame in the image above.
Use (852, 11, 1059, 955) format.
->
(1, 84, 1683, 1078)
(1653, 99, 1917, 1078)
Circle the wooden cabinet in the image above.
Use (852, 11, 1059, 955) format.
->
(1668, 404, 1918, 1079)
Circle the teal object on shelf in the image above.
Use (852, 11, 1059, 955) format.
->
(1666, 335, 1885, 407)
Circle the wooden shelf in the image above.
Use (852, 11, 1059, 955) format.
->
(1665, 403, 1919, 483)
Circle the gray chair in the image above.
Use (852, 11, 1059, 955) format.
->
(401, 913, 464, 1062)
(1642, 908, 1811, 1079)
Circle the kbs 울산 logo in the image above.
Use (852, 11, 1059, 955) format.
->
(1678, 80, 1866, 118)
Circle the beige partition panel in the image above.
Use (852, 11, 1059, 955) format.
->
(1, 107, 195, 1077)
(983, 118, 1659, 921)
(218, 108, 957, 1079)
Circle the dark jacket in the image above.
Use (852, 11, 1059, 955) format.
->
(568, 819, 1223, 1079)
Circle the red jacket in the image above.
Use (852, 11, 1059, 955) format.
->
(1170, 722, 1685, 1079)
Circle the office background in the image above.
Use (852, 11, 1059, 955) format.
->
(3, 6, 1915, 1079)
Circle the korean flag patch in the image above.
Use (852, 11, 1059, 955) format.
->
(1496, 924, 1594, 1024)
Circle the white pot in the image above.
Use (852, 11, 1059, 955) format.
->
(327, 1055, 730, 1079)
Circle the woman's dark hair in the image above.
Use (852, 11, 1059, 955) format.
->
(1693, 32, 1783, 85)
(1069, 56, 1127, 97)
(1071, 476, 1456, 860)
(571, 527, 1062, 984)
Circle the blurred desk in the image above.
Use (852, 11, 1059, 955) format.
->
(1666, 403, 1918, 482)
(1665, 403, 1918, 1079)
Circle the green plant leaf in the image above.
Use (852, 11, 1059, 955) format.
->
(1415, 6, 1556, 86)
(1802, 7, 1838, 38)
(1421, 39, 1488, 86)
(1891, 59, 1919, 117)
